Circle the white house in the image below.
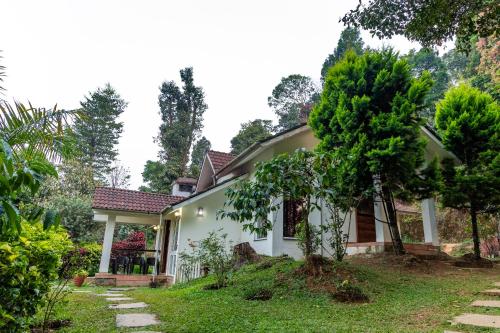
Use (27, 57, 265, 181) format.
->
(92, 124, 456, 286)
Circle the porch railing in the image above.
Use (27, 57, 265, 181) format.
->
(175, 260, 203, 283)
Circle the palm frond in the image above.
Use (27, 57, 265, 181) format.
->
(0, 51, 5, 92)
(0, 101, 83, 161)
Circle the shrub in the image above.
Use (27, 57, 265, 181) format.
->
(197, 231, 234, 288)
(111, 231, 145, 257)
(243, 286, 273, 301)
(79, 243, 102, 276)
(0, 223, 71, 332)
(332, 280, 369, 303)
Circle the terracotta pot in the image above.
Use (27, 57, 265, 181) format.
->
(73, 275, 86, 287)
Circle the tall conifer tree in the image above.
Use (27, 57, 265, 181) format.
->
(143, 67, 207, 192)
(74, 83, 127, 183)
(310, 49, 438, 254)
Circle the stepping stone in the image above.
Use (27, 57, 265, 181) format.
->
(97, 293, 125, 297)
(472, 300, 500, 308)
(116, 313, 160, 328)
(72, 290, 92, 293)
(109, 302, 148, 309)
(109, 287, 134, 291)
(481, 289, 500, 296)
(106, 297, 134, 302)
(494, 282, 500, 287)
(452, 313, 500, 328)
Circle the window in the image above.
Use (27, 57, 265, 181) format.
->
(179, 184, 193, 193)
(283, 199, 303, 238)
(254, 219, 268, 240)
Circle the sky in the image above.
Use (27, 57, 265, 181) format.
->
(1, 0, 424, 190)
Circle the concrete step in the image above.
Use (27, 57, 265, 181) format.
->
(472, 300, 500, 308)
(452, 313, 500, 328)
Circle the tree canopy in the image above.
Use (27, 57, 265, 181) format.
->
(341, 0, 499, 53)
(143, 67, 207, 192)
(189, 136, 211, 177)
(321, 27, 365, 82)
(268, 75, 319, 131)
(435, 84, 500, 259)
(309, 49, 438, 254)
(230, 119, 273, 155)
(405, 48, 450, 122)
(73, 83, 127, 183)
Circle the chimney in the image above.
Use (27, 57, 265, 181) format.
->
(171, 177, 197, 197)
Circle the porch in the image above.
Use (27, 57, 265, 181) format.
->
(349, 197, 441, 256)
(92, 187, 183, 286)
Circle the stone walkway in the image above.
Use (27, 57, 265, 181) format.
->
(448, 281, 500, 331)
(75, 287, 162, 332)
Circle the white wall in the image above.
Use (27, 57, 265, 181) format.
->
(175, 189, 243, 257)
(171, 126, 449, 273)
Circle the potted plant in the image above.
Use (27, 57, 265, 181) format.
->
(73, 270, 88, 287)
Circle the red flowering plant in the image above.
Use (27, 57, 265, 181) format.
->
(111, 231, 146, 258)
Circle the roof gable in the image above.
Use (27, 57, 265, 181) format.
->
(207, 150, 234, 173)
(93, 187, 184, 214)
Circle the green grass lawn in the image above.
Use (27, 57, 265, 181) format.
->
(53, 255, 500, 333)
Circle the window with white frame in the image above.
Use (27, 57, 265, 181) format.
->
(254, 218, 268, 240)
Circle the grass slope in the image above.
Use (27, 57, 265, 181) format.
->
(55, 255, 500, 333)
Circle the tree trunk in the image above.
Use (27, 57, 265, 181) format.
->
(470, 203, 481, 260)
(302, 198, 313, 265)
(382, 186, 406, 255)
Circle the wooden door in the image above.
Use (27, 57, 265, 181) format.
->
(356, 200, 376, 242)
(160, 220, 171, 274)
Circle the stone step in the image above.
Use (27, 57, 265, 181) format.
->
(472, 300, 500, 308)
(96, 293, 125, 297)
(109, 287, 134, 291)
(452, 313, 500, 328)
(116, 313, 160, 328)
(109, 302, 148, 309)
(481, 289, 500, 296)
(106, 297, 134, 302)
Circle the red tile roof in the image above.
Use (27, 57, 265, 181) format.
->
(207, 150, 234, 172)
(174, 177, 198, 185)
(93, 187, 184, 214)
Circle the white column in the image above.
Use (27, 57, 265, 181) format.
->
(99, 215, 116, 273)
(153, 215, 163, 276)
(373, 177, 389, 242)
(422, 198, 439, 246)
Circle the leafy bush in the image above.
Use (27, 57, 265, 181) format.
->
(197, 232, 234, 288)
(46, 195, 97, 243)
(79, 243, 102, 276)
(60, 243, 102, 278)
(243, 285, 273, 301)
(332, 280, 369, 303)
(182, 231, 234, 289)
(0, 223, 71, 332)
(111, 231, 145, 257)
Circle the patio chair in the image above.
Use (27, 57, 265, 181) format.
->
(142, 257, 156, 274)
(128, 256, 145, 274)
(113, 255, 130, 274)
